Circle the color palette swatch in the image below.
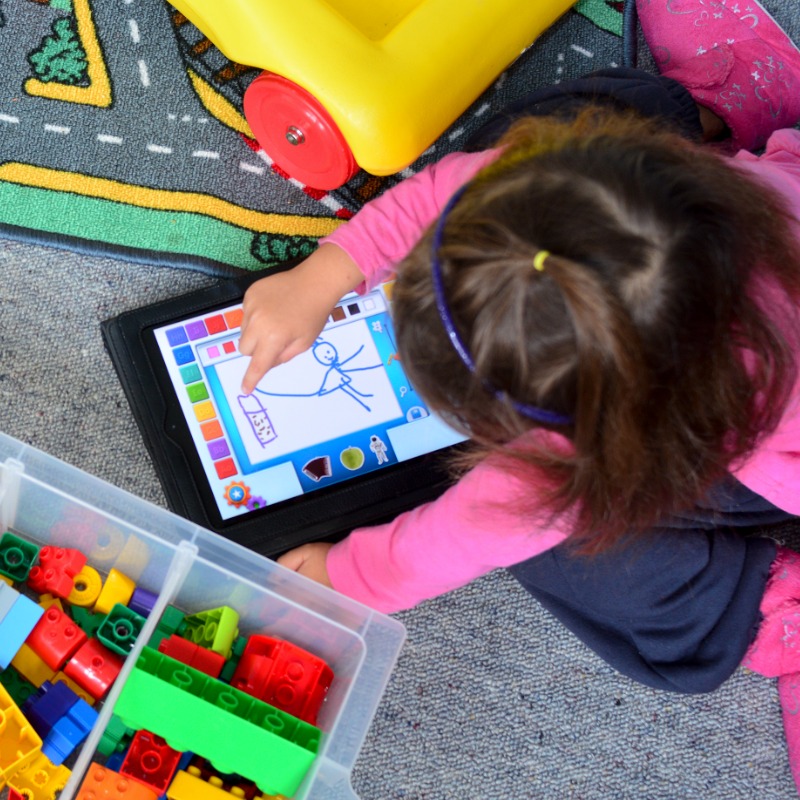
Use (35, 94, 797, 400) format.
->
(165, 308, 244, 481)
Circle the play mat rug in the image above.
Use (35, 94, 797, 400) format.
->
(0, 0, 625, 276)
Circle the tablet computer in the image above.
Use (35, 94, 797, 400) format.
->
(102, 267, 466, 557)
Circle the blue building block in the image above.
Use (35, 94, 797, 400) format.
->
(41, 697, 97, 766)
(0, 581, 18, 621)
(0, 590, 44, 669)
(23, 680, 81, 737)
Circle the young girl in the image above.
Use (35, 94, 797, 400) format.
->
(238, 0, 800, 787)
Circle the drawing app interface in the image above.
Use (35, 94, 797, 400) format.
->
(153, 282, 465, 520)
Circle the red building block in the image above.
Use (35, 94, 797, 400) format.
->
(157, 634, 225, 679)
(26, 605, 88, 671)
(120, 730, 182, 795)
(27, 546, 87, 599)
(76, 762, 158, 800)
(63, 638, 124, 701)
(230, 635, 333, 725)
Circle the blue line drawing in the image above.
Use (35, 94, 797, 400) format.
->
(255, 339, 382, 411)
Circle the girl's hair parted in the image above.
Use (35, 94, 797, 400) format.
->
(392, 109, 800, 553)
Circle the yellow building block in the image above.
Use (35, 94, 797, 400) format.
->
(0, 575, 12, 586)
(93, 568, 135, 616)
(166, 767, 287, 800)
(7, 751, 71, 800)
(38, 594, 65, 612)
(0, 682, 42, 787)
(11, 643, 56, 688)
(68, 564, 103, 607)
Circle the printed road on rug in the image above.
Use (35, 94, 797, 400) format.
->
(0, 0, 625, 275)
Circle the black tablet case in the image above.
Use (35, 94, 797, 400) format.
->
(101, 271, 455, 558)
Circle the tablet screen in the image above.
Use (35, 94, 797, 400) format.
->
(152, 280, 466, 523)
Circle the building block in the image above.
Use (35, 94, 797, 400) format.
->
(120, 730, 182, 795)
(27, 546, 87, 599)
(0, 665, 37, 708)
(0, 580, 19, 621)
(129, 586, 158, 618)
(147, 605, 186, 651)
(218, 635, 247, 684)
(0, 682, 43, 786)
(97, 714, 134, 757)
(37, 594, 65, 612)
(0, 531, 39, 582)
(157, 634, 225, 679)
(39, 545, 87, 576)
(70, 605, 105, 638)
(63, 638, 124, 701)
(26, 605, 88, 671)
(94, 568, 135, 616)
(11, 643, 55, 688)
(181, 606, 239, 658)
(166, 765, 287, 800)
(230, 636, 333, 725)
(1, 593, 45, 670)
(51, 672, 97, 706)
(23, 680, 81, 737)
(68, 564, 103, 608)
(97, 603, 146, 656)
(0, 574, 11, 586)
(6, 751, 71, 800)
(113, 647, 320, 796)
(76, 763, 159, 800)
(42, 697, 98, 766)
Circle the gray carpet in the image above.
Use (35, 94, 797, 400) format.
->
(4, 0, 800, 797)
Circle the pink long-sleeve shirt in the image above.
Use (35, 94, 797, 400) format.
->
(321, 130, 800, 614)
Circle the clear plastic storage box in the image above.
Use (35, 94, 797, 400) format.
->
(0, 430, 405, 799)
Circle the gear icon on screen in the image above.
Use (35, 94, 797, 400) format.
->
(223, 481, 251, 507)
(246, 495, 267, 511)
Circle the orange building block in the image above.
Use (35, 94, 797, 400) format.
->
(76, 763, 159, 800)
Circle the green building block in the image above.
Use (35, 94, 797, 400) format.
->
(182, 606, 239, 658)
(97, 713, 134, 757)
(0, 665, 36, 708)
(97, 603, 146, 655)
(147, 605, 186, 650)
(70, 605, 104, 638)
(0, 532, 39, 582)
(219, 634, 247, 684)
(113, 647, 319, 796)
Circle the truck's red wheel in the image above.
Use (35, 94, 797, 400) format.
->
(244, 72, 359, 190)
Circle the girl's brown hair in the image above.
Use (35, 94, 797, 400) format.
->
(392, 109, 800, 553)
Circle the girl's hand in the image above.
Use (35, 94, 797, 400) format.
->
(277, 542, 334, 588)
(238, 244, 364, 394)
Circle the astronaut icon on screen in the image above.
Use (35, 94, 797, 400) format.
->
(369, 434, 389, 464)
(238, 394, 277, 446)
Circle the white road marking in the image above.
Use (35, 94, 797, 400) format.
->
(138, 59, 150, 87)
(128, 19, 141, 44)
(239, 162, 265, 175)
(571, 44, 594, 58)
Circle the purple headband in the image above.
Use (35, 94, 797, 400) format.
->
(430, 185, 573, 426)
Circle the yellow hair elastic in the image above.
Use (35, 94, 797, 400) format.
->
(533, 250, 550, 272)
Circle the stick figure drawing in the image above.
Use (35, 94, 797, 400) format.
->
(254, 338, 382, 411)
